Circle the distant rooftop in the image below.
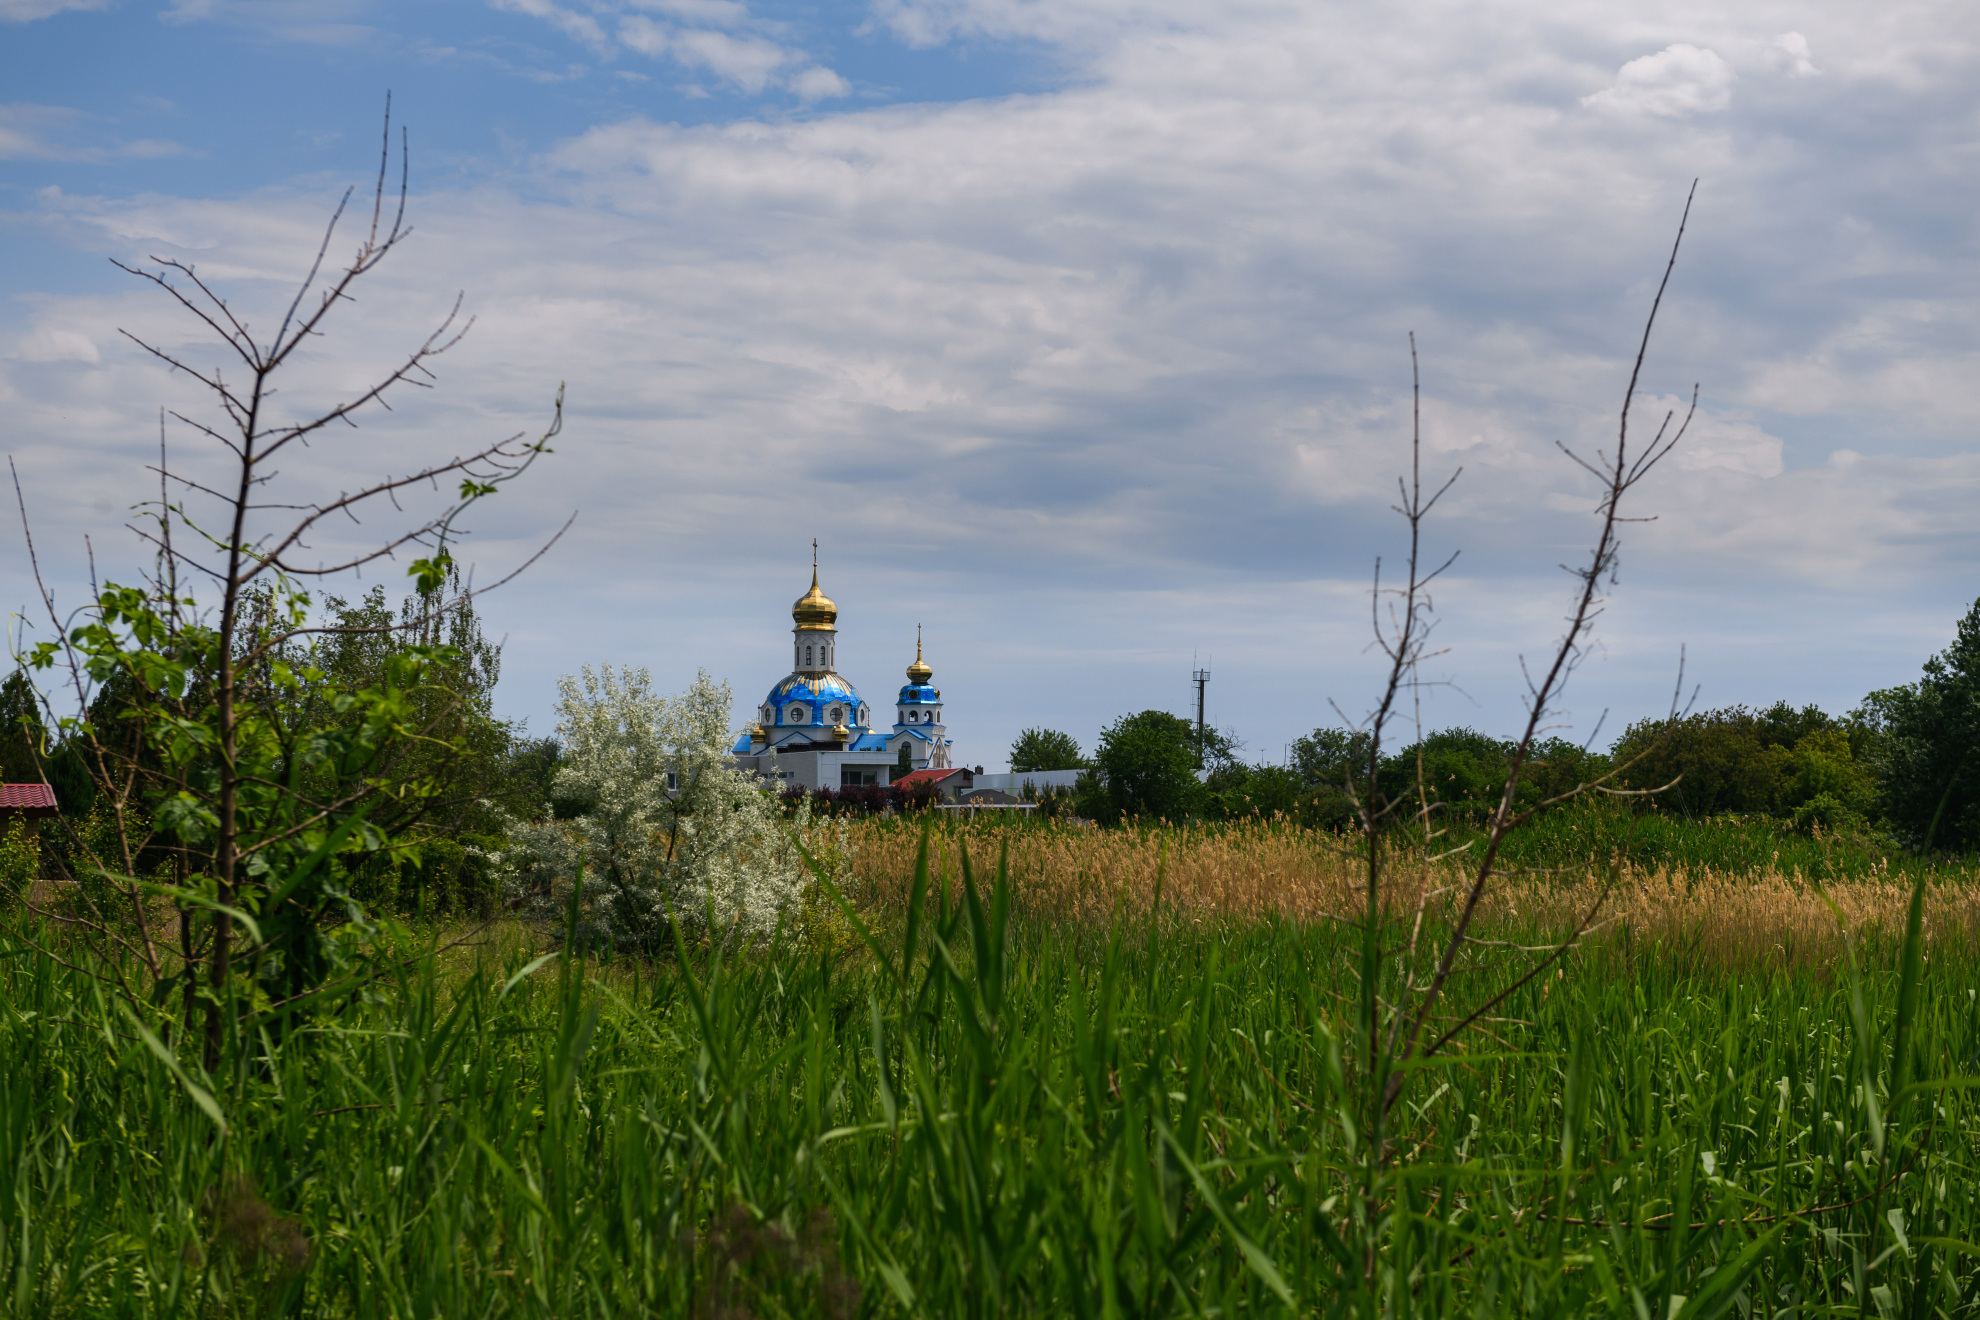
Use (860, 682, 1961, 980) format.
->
(0, 784, 58, 817)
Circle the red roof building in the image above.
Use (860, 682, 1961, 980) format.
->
(0, 784, 58, 820)
(890, 768, 973, 798)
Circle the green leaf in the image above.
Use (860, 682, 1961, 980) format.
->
(121, 1008, 226, 1133)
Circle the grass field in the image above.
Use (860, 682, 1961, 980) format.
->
(4, 818, 1978, 1316)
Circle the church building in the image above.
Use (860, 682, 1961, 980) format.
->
(729, 557, 953, 792)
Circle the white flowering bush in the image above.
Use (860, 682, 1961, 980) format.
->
(504, 666, 809, 947)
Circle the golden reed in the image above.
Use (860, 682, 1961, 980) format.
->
(844, 818, 1980, 971)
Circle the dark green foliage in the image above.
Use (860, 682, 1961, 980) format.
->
(1008, 727, 1085, 773)
(1377, 725, 1516, 815)
(1378, 728, 1616, 823)
(1460, 795, 1950, 880)
(1286, 725, 1372, 828)
(1091, 710, 1201, 822)
(1861, 597, 1980, 849)
(1613, 701, 1877, 828)
(1289, 726, 1371, 785)
(0, 670, 45, 785)
(312, 573, 545, 836)
(1201, 761, 1307, 819)
(338, 834, 502, 918)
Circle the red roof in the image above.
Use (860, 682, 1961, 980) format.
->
(891, 768, 969, 789)
(0, 784, 58, 817)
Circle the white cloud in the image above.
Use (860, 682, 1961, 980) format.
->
(0, 0, 105, 18)
(0, 104, 186, 162)
(489, 0, 610, 50)
(627, 0, 750, 28)
(1584, 44, 1736, 117)
(496, 0, 846, 97)
(13, 328, 99, 363)
(9, 0, 1980, 754)
(790, 65, 851, 101)
(1772, 31, 1819, 76)
(1666, 403, 1784, 478)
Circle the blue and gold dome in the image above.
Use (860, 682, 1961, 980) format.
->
(898, 630, 938, 706)
(762, 672, 869, 732)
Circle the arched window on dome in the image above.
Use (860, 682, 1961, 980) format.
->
(805, 645, 813, 667)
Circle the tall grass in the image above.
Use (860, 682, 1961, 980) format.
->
(3, 829, 1979, 1315)
(844, 816, 1980, 970)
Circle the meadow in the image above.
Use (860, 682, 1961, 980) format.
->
(5, 816, 1980, 1317)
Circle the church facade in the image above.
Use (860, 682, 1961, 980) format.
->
(729, 560, 953, 792)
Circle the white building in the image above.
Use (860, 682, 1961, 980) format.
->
(729, 558, 954, 792)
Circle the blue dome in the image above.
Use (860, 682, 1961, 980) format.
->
(898, 682, 940, 705)
(761, 672, 869, 731)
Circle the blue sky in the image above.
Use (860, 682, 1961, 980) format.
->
(5, 0, 1979, 769)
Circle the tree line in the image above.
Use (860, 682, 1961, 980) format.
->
(1004, 595, 1980, 851)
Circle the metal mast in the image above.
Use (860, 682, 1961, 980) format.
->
(1191, 662, 1211, 764)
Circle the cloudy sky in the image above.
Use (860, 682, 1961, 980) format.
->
(3, 0, 1977, 769)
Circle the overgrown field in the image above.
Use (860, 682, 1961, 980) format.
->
(844, 813, 1980, 969)
(6, 821, 1980, 1317)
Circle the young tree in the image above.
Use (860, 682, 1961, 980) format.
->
(12, 111, 563, 1064)
(1321, 188, 1699, 1290)
(503, 667, 809, 947)
(1008, 727, 1084, 772)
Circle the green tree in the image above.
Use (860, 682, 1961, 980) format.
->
(1009, 727, 1085, 772)
(1860, 598, 1980, 848)
(15, 122, 559, 1066)
(1201, 762, 1308, 820)
(1379, 727, 1514, 821)
(1612, 705, 1798, 817)
(1780, 728, 1877, 834)
(311, 569, 541, 835)
(0, 670, 46, 785)
(1092, 710, 1201, 823)
(1290, 726, 1372, 787)
(1187, 723, 1243, 773)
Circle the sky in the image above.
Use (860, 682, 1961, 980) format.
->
(3, 0, 1978, 771)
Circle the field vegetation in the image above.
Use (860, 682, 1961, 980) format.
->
(4, 822, 1980, 1317)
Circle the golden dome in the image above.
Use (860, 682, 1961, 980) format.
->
(906, 626, 932, 684)
(792, 550, 837, 632)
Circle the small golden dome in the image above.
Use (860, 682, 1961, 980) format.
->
(906, 625, 932, 684)
(792, 554, 837, 632)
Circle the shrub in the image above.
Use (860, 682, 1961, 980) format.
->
(1611, 702, 1860, 818)
(504, 667, 808, 947)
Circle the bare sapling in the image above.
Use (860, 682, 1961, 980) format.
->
(1337, 185, 1701, 1246)
(10, 106, 566, 1069)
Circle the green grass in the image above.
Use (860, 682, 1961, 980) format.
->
(1441, 797, 1967, 883)
(3, 844, 1979, 1316)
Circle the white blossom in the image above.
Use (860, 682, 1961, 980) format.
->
(503, 665, 809, 946)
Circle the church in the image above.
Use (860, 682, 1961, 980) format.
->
(729, 556, 954, 792)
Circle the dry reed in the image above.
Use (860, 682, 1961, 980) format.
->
(844, 818, 1980, 971)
